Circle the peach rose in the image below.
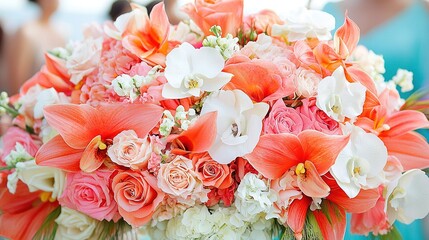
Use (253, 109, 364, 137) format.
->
(59, 170, 120, 222)
(107, 130, 153, 170)
(192, 153, 233, 189)
(157, 156, 202, 198)
(112, 170, 164, 227)
(183, 0, 244, 37)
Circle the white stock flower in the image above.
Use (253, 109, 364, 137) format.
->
(4, 143, 33, 167)
(16, 160, 66, 200)
(316, 66, 366, 122)
(203, 26, 239, 60)
(386, 169, 429, 225)
(234, 173, 277, 222)
(112, 74, 139, 101)
(331, 125, 387, 198)
(200, 90, 269, 164)
(392, 69, 414, 93)
(272, 7, 335, 41)
(55, 207, 97, 240)
(162, 42, 233, 99)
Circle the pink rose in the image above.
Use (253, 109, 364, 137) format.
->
(297, 98, 341, 135)
(263, 99, 311, 135)
(107, 130, 153, 170)
(1, 127, 40, 160)
(183, 0, 243, 37)
(157, 156, 204, 198)
(59, 170, 120, 222)
(112, 170, 164, 227)
(192, 153, 233, 189)
(294, 67, 322, 98)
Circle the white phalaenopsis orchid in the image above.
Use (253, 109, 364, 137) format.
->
(316, 66, 366, 122)
(385, 169, 429, 225)
(272, 7, 335, 41)
(331, 125, 387, 198)
(162, 42, 233, 99)
(200, 90, 269, 164)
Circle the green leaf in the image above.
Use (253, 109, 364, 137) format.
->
(281, 211, 323, 240)
(369, 226, 402, 240)
(33, 206, 61, 240)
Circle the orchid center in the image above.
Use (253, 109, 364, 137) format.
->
(295, 163, 306, 176)
(221, 118, 248, 145)
(330, 95, 342, 114)
(184, 74, 203, 89)
(98, 140, 107, 150)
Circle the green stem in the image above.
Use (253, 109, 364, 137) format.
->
(0, 104, 19, 117)
(0, 166, 14, 171)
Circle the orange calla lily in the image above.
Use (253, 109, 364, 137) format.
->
(36, 103, 163, 172)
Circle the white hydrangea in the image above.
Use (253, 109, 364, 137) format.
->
(203, 26, 239, 60)
(234, 173, 277, 222)
(391, 69, 414, 93)
(348, 45, 386, 92)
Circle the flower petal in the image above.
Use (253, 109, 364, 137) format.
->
(35, 135, 83, 172)
(80, 135, 106, 173)
(172, 111, 218, 154)
(381, 110, 429, 138)
(43, 103, 163, 149)
(382, 132, 429, 170)
(245, 133, 303, 179)
(297, 161, 330, 198)
(201, 72, 233, 92)
(164, 43, 192, 88)
(298, 130, 349, 174)
(313, 201, 346, 240)
(192, 47, 225, 78)
(287, 197, 312, 239)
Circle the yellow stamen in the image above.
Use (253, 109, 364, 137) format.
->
(98, 141, 107, 150)
(188, 79, 199, 89)
(295, 163, 306, 175)
(354, 167, 361, 175)
(40, 192, 53, 202)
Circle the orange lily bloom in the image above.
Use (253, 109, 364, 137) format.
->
(245, 130, 349, 197)
(120, 3, 170, 66)
(36, 103, 163, 172)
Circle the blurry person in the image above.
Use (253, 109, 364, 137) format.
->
(6, 0, 66, 95)
(145, 0, 186, 25)
(109, 0, 132, 21)
(323, 1, 429, 239)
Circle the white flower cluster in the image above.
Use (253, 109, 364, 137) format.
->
(349, 46, 386, 89)
(159, 105, 197, 136)
(4, 143, 33, 167)
(157, 204, 274, 240)
(112, 66, 162, 101)
(391, 69, 414, 93)
(169, 20, 204, 45)
(233, 173, 277, 223)
(0, 91, 9, 115)
(203, 26, 239, 60)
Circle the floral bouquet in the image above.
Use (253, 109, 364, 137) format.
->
(1, 0, 429, 239)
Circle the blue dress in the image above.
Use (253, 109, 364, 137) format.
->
(324, 1, 429, 240)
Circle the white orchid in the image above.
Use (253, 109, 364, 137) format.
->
(385, 169, 429, 224)
(272, 7, 335, 41)
(200, 90, 269, 164)
(162, 42, 233, 99)
(331, 125, 387, 198)
(316, 66, 366, 122)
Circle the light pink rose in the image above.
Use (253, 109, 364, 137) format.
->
(67, 37, 103, 84)
(192, 153, 233, 189)
(263, 99, 311, 135)
(157, 156, 202, 198)
(297, 98, 341, 135)
(1, 127, 40, 160)
(107, 130, 153, 170)
(271, 169, 302, 223)
(59, 170, 120, 222)
(112, 170, 164, 227)
(294, 67, 322, 98)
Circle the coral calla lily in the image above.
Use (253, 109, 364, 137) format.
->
(36, 103, 163, 172)
(245, 130, 349, 197)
